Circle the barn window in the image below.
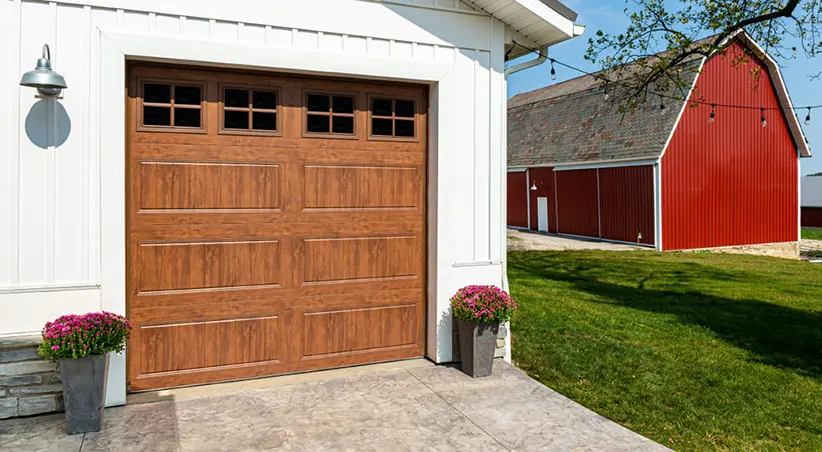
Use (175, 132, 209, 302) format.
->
(139, 81, 205, 131)
(304, 93, 357, 137)
(369, 97, 416, 140)
(220, 86, 281, 136)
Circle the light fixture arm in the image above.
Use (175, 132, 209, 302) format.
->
(19, 43, 68, 97)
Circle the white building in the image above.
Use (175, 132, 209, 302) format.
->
(802, 176, 822, 227)
(0, 0, 582, 405)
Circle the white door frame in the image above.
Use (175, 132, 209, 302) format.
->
(537, 197, 549, 232)
(97, 29, 455, 406)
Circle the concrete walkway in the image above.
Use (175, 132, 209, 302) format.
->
(0, 361, 668, 452)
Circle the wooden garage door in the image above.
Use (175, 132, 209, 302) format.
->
(126, 64, 426, 391)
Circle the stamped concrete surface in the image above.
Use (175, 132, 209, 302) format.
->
(0, 361, 668, 452)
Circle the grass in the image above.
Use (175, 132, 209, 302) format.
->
(802, 227, 822, 241)
(508, 250, 822, 451)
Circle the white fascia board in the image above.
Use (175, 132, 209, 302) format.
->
(548, 158, 659, 171)
(514, 0, 577, 38)
(657, 56, 707, 164)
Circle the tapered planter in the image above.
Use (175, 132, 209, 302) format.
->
(458, 319, 499, 378)
(59, 353, 110, 435)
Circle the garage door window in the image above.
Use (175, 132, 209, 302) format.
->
(139, 80, 205, 132)
(304, 92, 357, 137)
(369, 97, 416, 141)
(220, 85, 281, 136)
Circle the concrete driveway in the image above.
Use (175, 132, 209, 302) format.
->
(508, 228, 644, 252)
(1, 360, 668, 452)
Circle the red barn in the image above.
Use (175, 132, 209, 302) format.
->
(507, 32, 811, 251)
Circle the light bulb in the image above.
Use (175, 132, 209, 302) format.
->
(806, 108, 812, 126)
(708, 104, 716, 123)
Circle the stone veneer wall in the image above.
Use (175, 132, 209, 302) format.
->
(0, 336, 63, 419)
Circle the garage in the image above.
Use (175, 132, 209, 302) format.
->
(127, 64, 427, 391)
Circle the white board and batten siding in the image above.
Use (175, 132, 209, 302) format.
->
(1, 0, 510, 375)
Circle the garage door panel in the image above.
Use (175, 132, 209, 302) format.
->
(131, 221, 422, 240)
(130, 142, 424, 165)
(128, 64, 426, 391)
(137, 240, 281, 293)
(302, 236, 420, 284)
(130, 133, 425, 154)
(139, 161, 282, 211)
(131, 289, 422, 324)
(303, 304, 417, 357)
(137, 315, 282, 374)
(303, 165, 419, 209)
(133, 211, 423, 226)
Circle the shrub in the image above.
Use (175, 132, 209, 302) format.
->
(450, 285, 517, 323)
(38, 312, 131, 361)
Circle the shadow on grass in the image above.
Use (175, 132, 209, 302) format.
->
(509, 251, 822, 379)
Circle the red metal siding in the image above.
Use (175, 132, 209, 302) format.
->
(507, 171, 529, 228)
(528, 167, 557, 233)
(662, 41, 799, 251)
(599, 166, 656, 245)
(802, 207, 822, 228)
(555, 169, 599, 238)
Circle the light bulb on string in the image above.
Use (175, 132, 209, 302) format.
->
(708, 104, 716, 123)
(604, 86, 609, 100)
(660, 96, 666, 113)
(806, 108, 812, 126)
(550, 59, 556, 81)
(761, 108, 768, 128)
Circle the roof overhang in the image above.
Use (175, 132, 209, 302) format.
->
(723, 31, 812, 158)
(464, 0, 584, 58)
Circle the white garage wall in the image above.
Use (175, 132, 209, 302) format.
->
(0, 0, 508, 373)
(802, 176, 822, 208)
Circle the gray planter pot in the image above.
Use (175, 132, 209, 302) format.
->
(457, 319, 499, 378)
(59, 353, 109, 435)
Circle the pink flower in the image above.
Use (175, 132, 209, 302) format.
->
(51, 345, 60, 351)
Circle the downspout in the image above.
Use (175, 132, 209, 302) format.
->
(501, 45, 549, 293)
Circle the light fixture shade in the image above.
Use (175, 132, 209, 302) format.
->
(530, 183, 538, 191)
(20, 44, 67, 96)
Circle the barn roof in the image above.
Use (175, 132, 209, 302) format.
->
(507, 32, 811, 168)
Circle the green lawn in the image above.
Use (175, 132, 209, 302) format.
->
(802, 227, 822, 241)
(508, 250, 822, 451)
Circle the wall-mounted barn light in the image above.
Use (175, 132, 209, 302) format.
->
(530, 183, 538, 191)
(20, 44, 67, 97)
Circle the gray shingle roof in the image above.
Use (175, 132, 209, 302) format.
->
(508, 63, 700, 167)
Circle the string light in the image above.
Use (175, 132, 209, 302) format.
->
(660, 95, 666, 113)
(507, 41, 821, 129)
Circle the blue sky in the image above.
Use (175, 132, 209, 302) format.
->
(506, 0, 822, 175)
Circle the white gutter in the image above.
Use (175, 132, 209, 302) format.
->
(504, 45, 549, 77)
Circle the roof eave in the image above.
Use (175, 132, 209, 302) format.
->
(466, 0, 582, 59)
